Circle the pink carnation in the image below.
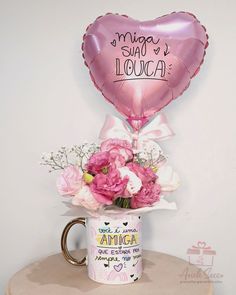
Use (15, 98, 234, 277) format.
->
(127, 162, 157, 184)
(131, 182, 161, 209)
(90, 167, 128, 205)
(101, 139, 133, 162)
(86, 151, 110, 174)
(86, 150, 126, 175)
(56, 165, 82, 196)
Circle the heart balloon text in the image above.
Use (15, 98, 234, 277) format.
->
(82, 12, 208, 130)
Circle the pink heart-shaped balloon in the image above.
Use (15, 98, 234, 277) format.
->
(82, 12, 208, 130)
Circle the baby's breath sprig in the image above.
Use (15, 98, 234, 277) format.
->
(40, 146, 72, 172)
(134, 149, 166, 170)
(72, 143, 99, 170)
(41, 143, 99, 173)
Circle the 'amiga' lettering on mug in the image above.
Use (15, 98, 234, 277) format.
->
(96, 233, 139, 246)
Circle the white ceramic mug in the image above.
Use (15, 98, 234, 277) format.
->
(61, 215, 142, 284)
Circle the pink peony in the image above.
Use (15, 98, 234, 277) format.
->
(131, 182, 161, 209)
(56, 165, 82, 196)
(86, 151, 110, 174)
(90, 167, 128, 205)
(72, 185, 102, 211)
(101, 139, 133, 162)
(127, 162, 157, 184)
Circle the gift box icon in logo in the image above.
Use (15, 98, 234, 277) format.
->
(187, 241, 216, 267)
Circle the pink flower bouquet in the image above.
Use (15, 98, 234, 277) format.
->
(41, 136, 179, 214)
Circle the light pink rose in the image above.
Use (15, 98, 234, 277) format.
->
(72, 185, 102, 211)
(101, 139, 133, 162)
(127, 162, 157, 184)
(90, 167, 128, 205)
(56, 165, 82, 196)
(131, 182, 161, 209)
(86, 151, 110, 174)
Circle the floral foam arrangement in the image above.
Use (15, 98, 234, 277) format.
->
(41, 115, 179, 216)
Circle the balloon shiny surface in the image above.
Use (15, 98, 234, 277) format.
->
(82, 12, 208, 130)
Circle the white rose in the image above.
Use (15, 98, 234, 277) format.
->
(118, 166, 142, 195)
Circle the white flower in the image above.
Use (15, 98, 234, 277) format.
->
(118, 166, 142, 195)
(157, 165, 180, 192)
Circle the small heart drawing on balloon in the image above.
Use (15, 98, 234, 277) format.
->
(114, 263, 123, 272)
(110, 39, 116, 47)
(123, 222, 128, 226)
(104, 222, 110, 226)
(154, 47, 160, 55)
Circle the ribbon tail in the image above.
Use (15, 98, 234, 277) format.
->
(139, 113, 174, 142)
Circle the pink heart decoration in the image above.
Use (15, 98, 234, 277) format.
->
(197, 241, 207, 249)
(114, 263, 123, 272)
(82, 12, 208, 130)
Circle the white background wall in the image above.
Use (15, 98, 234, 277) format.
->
(1, 0, 235, 294)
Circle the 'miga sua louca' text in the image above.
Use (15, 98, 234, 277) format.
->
(96, 233, 139, 246)
(114, 32, 167, 79)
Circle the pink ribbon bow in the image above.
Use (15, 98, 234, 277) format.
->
(99, 114, 174, 149)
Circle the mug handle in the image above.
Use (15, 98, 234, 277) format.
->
(61, 217, 86, 266)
